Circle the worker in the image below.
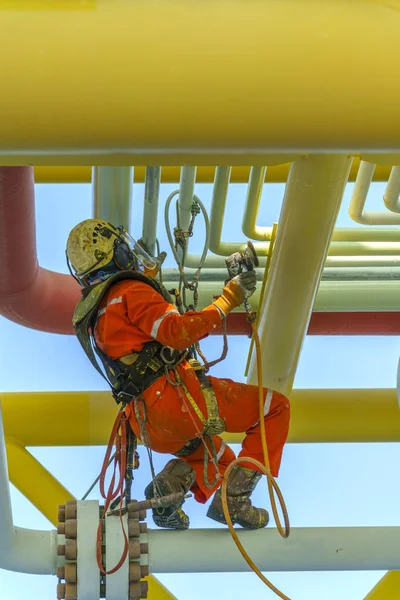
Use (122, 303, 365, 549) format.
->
(67, 219, 290, 530)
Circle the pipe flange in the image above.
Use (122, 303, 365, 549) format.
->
(56, 500, 148, 599)
(56, 501, 78, 600)
(127, 500, 149, 599)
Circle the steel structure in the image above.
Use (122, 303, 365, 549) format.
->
(1, 1, 400, 599)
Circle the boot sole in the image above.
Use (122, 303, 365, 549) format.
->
(144, 480, 189, 530)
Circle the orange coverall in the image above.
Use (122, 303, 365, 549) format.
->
(95, 279, 290, 503)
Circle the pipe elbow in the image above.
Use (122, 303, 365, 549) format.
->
(0, 268, 80, 334)
(0, 166, 81, 334)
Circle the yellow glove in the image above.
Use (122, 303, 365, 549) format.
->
(213, 270, 257, 316)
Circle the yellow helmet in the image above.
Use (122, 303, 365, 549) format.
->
(66, 219, 157, 286)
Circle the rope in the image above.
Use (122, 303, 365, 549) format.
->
(195, 313, 228, 372)
(95, 410, 130, 575)
(81, 452, 116, 501)
(165, 188, 228, 370)
(220, 321, 291, 599)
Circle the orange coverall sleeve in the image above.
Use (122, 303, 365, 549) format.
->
(125, 281, 223, 350)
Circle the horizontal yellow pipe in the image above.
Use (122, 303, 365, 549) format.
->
(2, 2, 400, 161)
(33, 162, 394, 184)
(2, 390, 399, 446)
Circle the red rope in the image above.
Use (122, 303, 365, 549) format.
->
(96, 411, 130, 575)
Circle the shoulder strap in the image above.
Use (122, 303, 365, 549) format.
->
(72, 271, 172, 392)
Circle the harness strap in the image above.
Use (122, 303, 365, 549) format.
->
(203, 435, 221, 489)
(192, 362, 225, 436)
(165, 362, 226, 437)
(166, 368, 208, 427)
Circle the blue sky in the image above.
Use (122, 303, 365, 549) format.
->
(1, 176, 400, 599)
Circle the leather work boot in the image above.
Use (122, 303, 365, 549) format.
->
(206, 465, 269, 529)
(144, 459, 195, 530)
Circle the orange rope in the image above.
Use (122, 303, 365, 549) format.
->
(96, 410, 130, 575)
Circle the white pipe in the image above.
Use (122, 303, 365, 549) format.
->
(0, 403, 57, 574)
(349, 161, 400, 224)
(158, 279, 400, 311)
(384, 166, 400, 213)
(184, 251, 400, 269)
(147, 527, 400, 573)
(248, 155, 352, 395)
(321, 267, 400, 280)
(92, 166, 133, 231)
(178, 166, 197, 231)
(161, 267, 400, 282)
(141, 166, 161, 254)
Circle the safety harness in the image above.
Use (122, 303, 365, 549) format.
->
(72, 270, 225, 440)
(73, 271, 182, 400)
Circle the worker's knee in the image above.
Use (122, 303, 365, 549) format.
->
(268, 391, 290, 420)
(272, 390, 290, 408)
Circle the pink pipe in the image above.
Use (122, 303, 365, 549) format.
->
(0, 167, 80, 334)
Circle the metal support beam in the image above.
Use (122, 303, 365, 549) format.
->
(247, 155, 352, 395)
(92, 166, 133, 231)
(148, 527, 400, 573)
(364, 572, 400, 599)
(2, 390, 399, 446)
(6, 442, 74, 525)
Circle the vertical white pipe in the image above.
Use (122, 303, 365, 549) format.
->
(0, 403, 57, 574)
(248, 155, 352, 395)
(177, 166, 197, 231)
(0, 402, 15, 558)
(92, 166, 133, 231)
(141, 166, 161, 254)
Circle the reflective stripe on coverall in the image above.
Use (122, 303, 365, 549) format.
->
(95, 280, 290, 503)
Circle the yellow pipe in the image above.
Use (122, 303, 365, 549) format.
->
(33, 162, 394, 184)
(5, 441, 74, 525)
(349, 161, 400, 225)
(208, 166, 400, 255)
(208, 164, 400, 255)
(2, 390, 399, 446)
(247, 155, 352, 396)
(2, 2, 400, 160)
(241, 166, 269, 240)
(239, 164, 400, 244)
(383, 165, 400, 213)
(364, 572, 400, 599)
